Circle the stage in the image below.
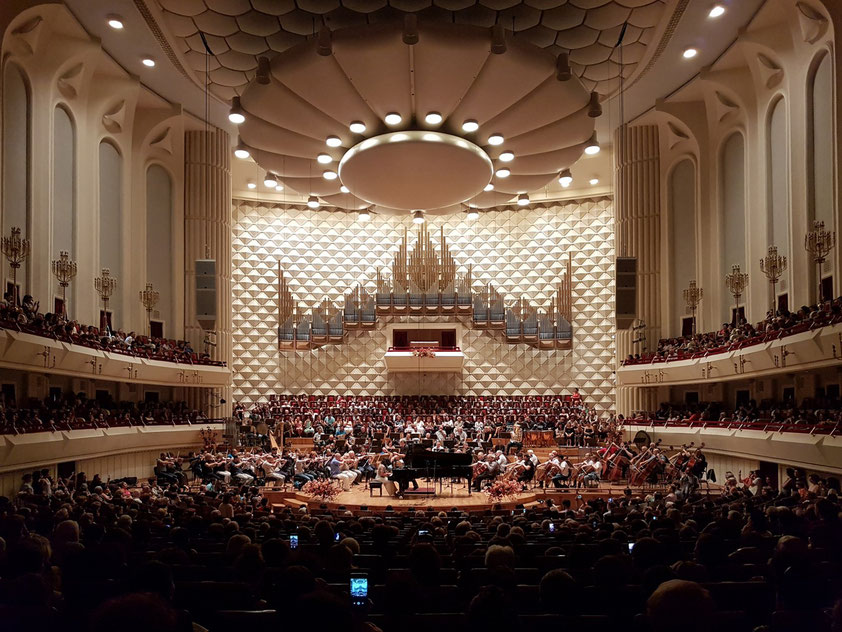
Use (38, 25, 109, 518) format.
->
(262, 480, 722, 514)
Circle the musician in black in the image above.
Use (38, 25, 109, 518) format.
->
(390, 459, 418, 494)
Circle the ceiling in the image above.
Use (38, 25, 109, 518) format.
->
(61, 0, 765, 203)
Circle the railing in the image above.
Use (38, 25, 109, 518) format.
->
(626, 417, 840, 437)
(0, 415, 219, 436)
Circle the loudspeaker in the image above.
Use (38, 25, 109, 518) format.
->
(195, 259, 216, 331)
(616, 256, 637, 329)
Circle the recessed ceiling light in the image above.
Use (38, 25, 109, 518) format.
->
(708, 5, 725, 18)
(385, 112, 402, 125)
(349, 121, 366, 134)
(496, 168, 511, 178)
(425, 112, 443, 125)
(246, 181, 256, 189)
(358, 209, 371, 222)
(275, 185, 284, 192)
(558, 169, 573, 188)
(484, 183, 494, 192)
(326, 135, 342, 147)
(517, 193, 529, 206)
(584, 131, 600, 155)
(317, 153, 332, 164)
(340, 185, 350, 194)
(467, 209, 479, 220)
(589, 178, 599, 185)
(488, 133, 504, 146)
(307, 196, 320, 209)
(412, 210, 425, 224)
(229, 97, 245, 124)
(107, 16, 124, 30)
(141, 57, 156, 67)
(263, 173, 278, 187)
(323, 170, 338, 180)
(462, 119, 479, 133)
(499, 151, 514, 162)
(683, 47, 698, 59)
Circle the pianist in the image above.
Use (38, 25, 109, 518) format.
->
(390, 459, 419, 495)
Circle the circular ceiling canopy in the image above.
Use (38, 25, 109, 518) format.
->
(238, 20, 597, 215)
(338, 132, 493, 211)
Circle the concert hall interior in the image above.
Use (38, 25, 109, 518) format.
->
(1, 1, 842, 631)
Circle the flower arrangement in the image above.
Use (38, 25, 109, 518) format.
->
(484, 479, 523, 502)
(302, 478, 342, 502)
(411, 348, 436, 358)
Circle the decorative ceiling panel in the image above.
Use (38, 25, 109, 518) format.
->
(151, 0, 671, 100)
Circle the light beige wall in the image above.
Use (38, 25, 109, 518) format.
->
(232, 198, 616, 412)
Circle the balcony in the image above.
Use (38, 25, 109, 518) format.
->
(384, 347, 464, 372)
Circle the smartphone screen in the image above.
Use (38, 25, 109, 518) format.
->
(335, 532, 341, 541)
(290, 535, 299, 549)
(628, 542, 635, 552)
(548, 522, 555, 532)
(350, 575, 368, 607)
(418, 529, 429, 536)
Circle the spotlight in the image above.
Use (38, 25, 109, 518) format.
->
(558, 169, 573, 188)
(340, 185, 350, 193)
(683, 48, 698, 59)
(484, 183, 494, 192)
(317, 153, 332, 164)
(323, 170, 338, 180)
(246, 181, 256, 189)
(229, 97, 245, 124)
(256, 57, 271, 84)
(234, 139, 250, 159)
(263, 173, 278, 187)
(349, 121, 366, 134)
(499, 151, 514, 162)
(425, 112, 443, 125)
(385, 112, 402, 126)
(107, 15, 124, 30)
(466, 208, 479, 220)
(403, 14, 419, 45)
(556, 52, 572, 81)
(587, 92, 602, 118)
(589, 178, 599, 185)
(496, 168, 511, 178)
(709, 5, 725, 18)
(488, 133, 504, 146)
(141, 57, 156, 67)
(307, 196, 320, 209)
(359, 209, 371, 222)
(517, 194, 529, 206)
(584, 132, 600, 155)
(491, 23, 506, 54)
(462, 119, 479, 132)
(326, 135, 342, 147)
(412, 210, 425, 224)
(275, 185, 284, 192)
(317, 24, 332, 56)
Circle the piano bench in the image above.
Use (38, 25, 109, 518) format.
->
(369, 481, 383, 497)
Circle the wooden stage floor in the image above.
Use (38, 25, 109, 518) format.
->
(264, 481, 722, 514)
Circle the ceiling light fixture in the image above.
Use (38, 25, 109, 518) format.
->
(584, 132, 600, 155)
(412, 210, 425, 224)
(589, 178, 599, 185)
(466, 208, 479, 220)
(246, 181, 257, 189)
(496, 168, 511, 178)
(263, 172, 278, 187)
(425, 112, 443, 125)
(107, 15, 124, 30)
(403, 14, 419, 45)
(499, 151, 514, 162)
(349, 121, 366, 134)
(462, 119, 479, 132)
(323, 170, 338, 180)
(558, 169, 573, 188)
(488, 133, 504, 146)
(484, 183, 494, 192)
(385, 112, 402, 126)
(359, 209, 371, 222)
(275, 185, 284, 192)
(233, 139, 250, 159)
(317, 24, 332, 56)
(587, 91, 602, 118)
(708, 5, 725, 18)
(490, 23, 506, 55)
(229, 97, 246, 124)
(340, 185, 350, 194)
(517, 193, 529, 206)
(141, 57, 156, 67)
(256, 57, 271, 84)
(683, 47, 698, 59)
(307, 196, 320, 209)
(325, 135, 342, 147)
(556, 52, 572, 81)
(317, 153, 332, 164)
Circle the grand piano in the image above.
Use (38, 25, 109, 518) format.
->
(390, 443, 473, 495)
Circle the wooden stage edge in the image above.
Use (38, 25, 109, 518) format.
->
(264, 482, 723, 514)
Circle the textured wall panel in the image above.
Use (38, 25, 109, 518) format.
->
(232, 198, 616, 412)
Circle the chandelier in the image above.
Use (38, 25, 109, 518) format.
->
(235, 19, 598, 217)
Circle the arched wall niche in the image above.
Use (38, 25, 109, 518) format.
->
(667, 157, 697, 335)
(719, 130, 747, 323)
(98, 139, 122, 326)
(145, 163, 174, 335)
(766, 96, 790, 298)
(52, 104, 75, 311)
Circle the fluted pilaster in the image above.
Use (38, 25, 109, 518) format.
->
(614, 125, 661, 416)
(184, 130, 231, 417)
